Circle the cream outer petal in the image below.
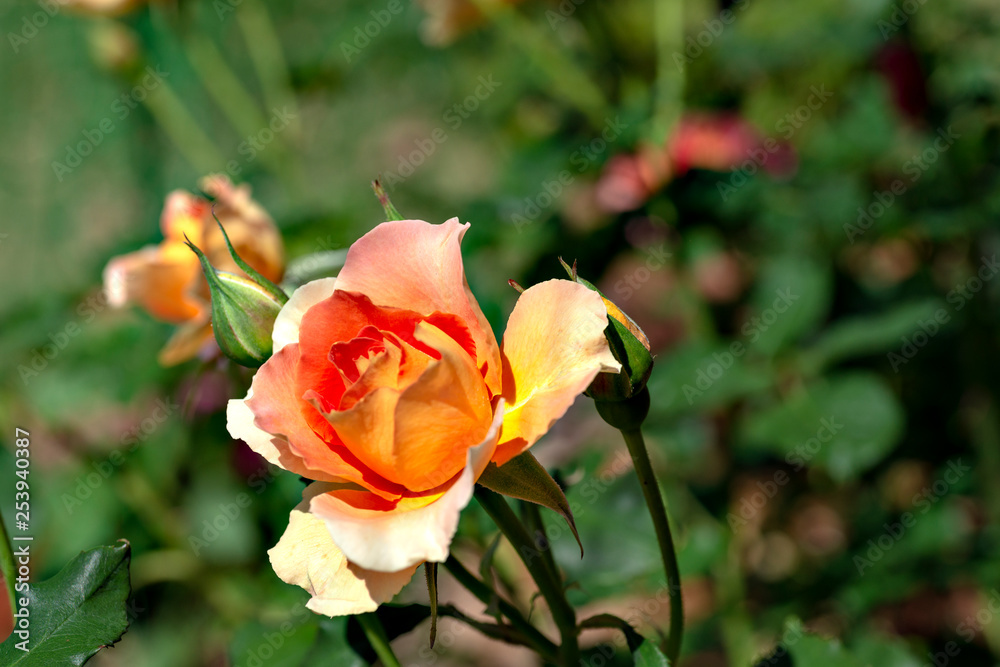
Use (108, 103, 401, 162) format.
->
(272, 277, 338, 352)
(226, 385, 341, 482)
(268, 497, 418, 617)
(310, 401, 506, 573)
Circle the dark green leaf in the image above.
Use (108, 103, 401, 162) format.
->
(304, 618, 364, 667)
(738, 373, 904, 481)
(800, 300, 947, 372)
(753, 619, 863, 667)
(748, 256, 832, 356)
(633, 639, 671, 666)
(229, 615, 318, 667)
(0, 541, 132, 667)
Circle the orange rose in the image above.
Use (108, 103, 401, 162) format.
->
(227, 218, 619, 616)
(103, 175, 284, 366)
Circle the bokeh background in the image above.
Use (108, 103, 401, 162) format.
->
(2, 0, 1000, 664)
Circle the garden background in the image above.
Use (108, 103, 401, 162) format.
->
(1, 0, 999, 664)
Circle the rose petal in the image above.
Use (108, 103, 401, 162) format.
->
(269, 496, 418, 617)
(309, 402, 505, 572)
(335, 219, 502, 395)
(102, 245, 202, 323)
(294, 290, 476, 443)
(493, 280, 620, 465)
(272, 277, 338, 353)
(157, 317, 214, 366)
(312, 322, 492, 492)
(234, 344, 405, 498)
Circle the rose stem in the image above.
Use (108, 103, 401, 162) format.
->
(443, 554, 560, 663)
(474, 487, 580, 666)
(356, 612, 402, 667)
(619, 426, 684, 662)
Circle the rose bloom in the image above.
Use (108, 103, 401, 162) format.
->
(104, 175, 284, 366)
(596, 112, 798, 212)
(227, 219, 620, 616)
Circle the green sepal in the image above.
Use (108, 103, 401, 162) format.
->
(212, 216, 288, 305)
(186, 239, 284, 367)
(558, 257, 654, 401)
(372, 179, 404, 221)
(477, 451, 583, 557)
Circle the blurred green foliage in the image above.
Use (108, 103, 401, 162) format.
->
(1, 0, 1000, 664)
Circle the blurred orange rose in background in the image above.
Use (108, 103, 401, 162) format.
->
(103, 175, 284, 366)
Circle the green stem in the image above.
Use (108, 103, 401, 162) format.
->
(651, 0, 684, 143)
(475, 487, 579, 666)
(236, 0, 302, 143)
(620, 428, 684, 662)
(142, 77, 226, 174)
(466, 0, 609, 127)
(357, 612, 402, 667)
(182, 34, 289, 176)
(520, 501, 562, 591)
(444, 555, 561, 663)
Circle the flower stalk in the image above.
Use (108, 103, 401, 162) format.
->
(474, 487, 580, 666)
(443, 555, 560, 663)
(596, 388, 684, 663)
(357, 612, 402, 667)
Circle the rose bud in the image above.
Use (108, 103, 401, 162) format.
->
(559, 258, 654, 404)
(186, 225, 288, 367)
(103, 175, 284, 366)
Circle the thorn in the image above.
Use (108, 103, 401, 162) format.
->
(508, 279, 525, 293)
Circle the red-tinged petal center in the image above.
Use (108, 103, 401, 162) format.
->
(295, 290, 491, 493)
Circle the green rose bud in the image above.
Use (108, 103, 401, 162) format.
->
(186, 221, 288, 367)
(558, 258, 654, 403)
